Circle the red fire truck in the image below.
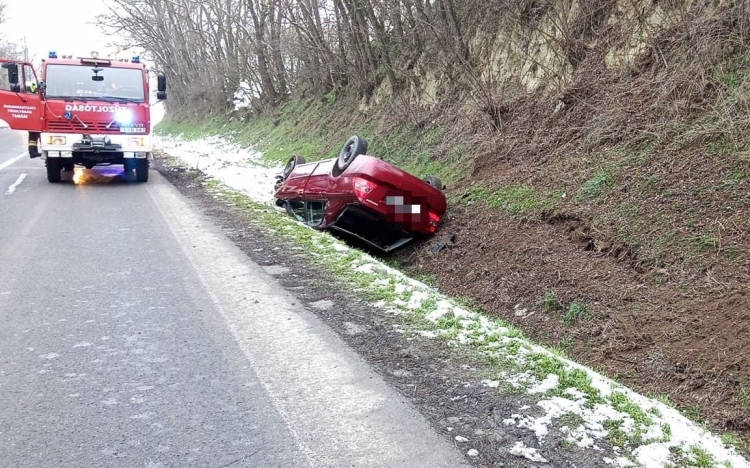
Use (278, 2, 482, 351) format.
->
(0, 51, 166, 182)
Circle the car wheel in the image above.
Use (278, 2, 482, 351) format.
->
(334, 135, 367, 175)
(282, 155, 306, 180)
(423, 175, 444, 190)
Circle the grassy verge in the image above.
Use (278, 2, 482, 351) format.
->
(157, 99, 471, 189)
(157, 153, 747, 468)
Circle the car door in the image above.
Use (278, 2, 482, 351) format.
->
(0, 60, 43, 131)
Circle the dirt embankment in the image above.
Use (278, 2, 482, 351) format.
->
(385, 53, 750, 442)
(160, 0, 750, 448)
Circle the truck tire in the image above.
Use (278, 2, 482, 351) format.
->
(46, 159, 61, 183)
(135, 159, 149, 182)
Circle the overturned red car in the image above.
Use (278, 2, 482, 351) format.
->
(273, 135, 447, 252)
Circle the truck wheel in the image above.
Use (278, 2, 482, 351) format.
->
(135, 159, 149, 182)
(63, 161, 75, 172)
(123, 159, 134, 176)
(46, 159, 61, 183)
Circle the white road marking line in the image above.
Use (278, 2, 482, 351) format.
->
(6, 173, 28, 194)
(0, 152, 27, 172)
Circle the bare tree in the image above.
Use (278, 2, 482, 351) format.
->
(0, 1, 22, 60)
(99, 0, 750, 128)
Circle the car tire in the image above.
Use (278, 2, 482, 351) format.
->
(423, 175, 444, 190)
(46, 159, 61, 183)
(282, 155, 306, 180)
(334, 135, 367, 176)
(135, 159, 149, 182)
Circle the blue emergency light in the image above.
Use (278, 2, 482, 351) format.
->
(132, 55, 140, 63)
(49, 51, 57, 59)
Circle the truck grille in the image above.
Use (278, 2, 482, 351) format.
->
(48, 120, 122, 133)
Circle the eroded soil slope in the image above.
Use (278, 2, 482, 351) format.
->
(399, 180, 750, 444)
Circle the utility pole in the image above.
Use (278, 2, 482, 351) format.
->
(22, 36, 28, 62)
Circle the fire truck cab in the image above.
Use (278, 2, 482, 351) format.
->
(0, 51, 166, 182)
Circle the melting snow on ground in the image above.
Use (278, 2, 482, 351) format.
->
(156, 135, 282, 205)
(159, 133, 750, 468)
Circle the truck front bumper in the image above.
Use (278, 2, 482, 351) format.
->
(40, 133, 152, 159)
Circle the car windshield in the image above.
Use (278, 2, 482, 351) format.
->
(44, 64, 145, 102)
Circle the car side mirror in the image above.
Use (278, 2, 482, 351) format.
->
(156, 91, 167, 100)
(157, 73, 166, 92)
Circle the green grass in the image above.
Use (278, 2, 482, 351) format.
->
(577, 171, 613, 200)
(559, 413, 586, 429)
(739, 381, 750, 407)
(681, 404, 704, 423)
(714, 67, 742, 90)
(526, 352, 603, 403)
(721, 168, 746, 189)
(686, 234, 718, 252)
(489, 185, 561, 214)
(603, 419, 637, 448)
(542, 292, 561, 312)
(705, 135, 735, 155)
(609, 391, 654, 426)
(454, 184, 490, 205)
(690, 446, 718, 467)
(721, 433, 745, 451)
(563, 301, 592, 327)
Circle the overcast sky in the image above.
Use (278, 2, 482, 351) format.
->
(2, 0, 126, 63)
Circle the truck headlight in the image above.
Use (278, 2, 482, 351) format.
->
(46, 136, 66, 145)
(115, 108, 134, 125)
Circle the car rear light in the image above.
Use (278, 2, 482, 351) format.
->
(353, 177, 378, 200)
(428, 211, 441, 233)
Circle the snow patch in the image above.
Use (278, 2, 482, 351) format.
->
(156, 135, 281, 205)
(528, 374, 560, 394)
(509, 441, 548, 463)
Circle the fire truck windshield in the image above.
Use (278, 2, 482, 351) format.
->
(45, 64, 145, 102)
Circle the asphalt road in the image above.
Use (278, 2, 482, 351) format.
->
(0, 129, 468, 468)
